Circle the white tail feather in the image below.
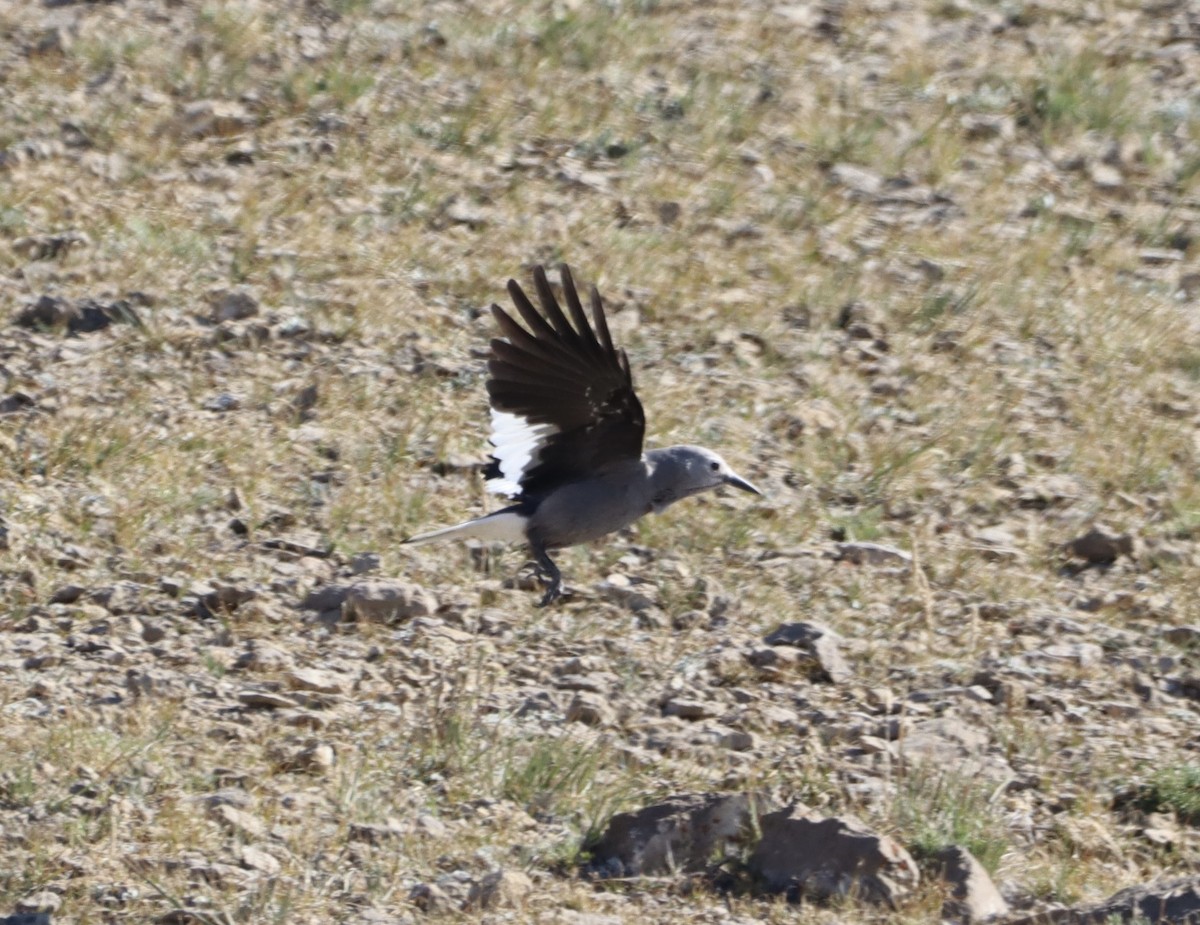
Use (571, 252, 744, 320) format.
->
(404, 510, 528, 547)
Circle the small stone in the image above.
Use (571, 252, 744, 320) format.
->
(597, 573, 658, 610)
(1143, 539, 1193, 567)
(789, 400, 843, 435)
(24, 652, 60, 671)
(350, 820, 405, 844)
(655, 201, 682, 226)
(180, 100, 255, 138)
(1089, 161, 1124, 191)
(1140, 248, 1184, 266)
(286, 668, 345, 695)
(829, 162, 883, 196)
(350, 552, 381, 574)
(16, 891, 61, 914)
(234, 641, 293, 672)
(1068, 526, 1134, 564)
(12, 230, 90, 261)
(960, 113, 1014, 140)
(206, 788, 253, 810)
(866, 687, 899, 713)
(237, 689, 299, 709)
(32, 25, 71, 55)
(408, 882, 455, 913)
(763, 622, 851, 684)
(718, 729, 757, 751)
(0, 391, 31, 415)
(207, 287, 260, 323)
(414, 813, 448, 838)
(444, 199, 488, 228)
(91, 581, 147, 614)
(464, 869, 533, 911)
(746, 646, 801, 670)
(551, 665, 603, 694)
(663, 698, 718, 720)
(261, 533, 332, 558)
(554, 913, 622, 925)
(290, 383, 318, 413)
(974, 526, 1022, 561)
(50, 584, 85, 604)
(275, 741, 335, 775)
(342, 579, 438, 623)
(1038, 642, 1104, 667)
(1163, 626, 1200, 647)
(835, 542, 912, 566)
(1100, 700, 1139, 719)
(1142, 813, 1180, 848)
(13, 294, 75, 328)
(158, 910, 206, 925)
(860, 735, 893, 754)
(239, 845, 281, 876)
(210, 804, 268, 840)
(672, 609, 706, 630)
(566, 692, 615, 726)
(204, 392, 241, 413)
(13, 295, 137, 334)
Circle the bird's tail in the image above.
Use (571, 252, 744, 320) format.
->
(403, 509, 528, 547)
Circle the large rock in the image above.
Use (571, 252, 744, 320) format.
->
(747, 804, 919, 906)
(1006, 875, 1200, 924)
(934, 845, 1008, 922)
(1090, 877, 1200, 924)
(589, 792, 771, 876)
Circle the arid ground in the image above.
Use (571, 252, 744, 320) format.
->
(0, 0, 1198, 922)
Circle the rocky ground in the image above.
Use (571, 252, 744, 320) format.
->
(1, 0, 1199, 923)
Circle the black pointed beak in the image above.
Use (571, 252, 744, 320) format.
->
(724, 472, 762, 496)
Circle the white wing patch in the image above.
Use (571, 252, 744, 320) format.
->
(488, 409, 558, 496)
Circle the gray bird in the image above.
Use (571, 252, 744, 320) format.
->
(405, 264, 761, 605)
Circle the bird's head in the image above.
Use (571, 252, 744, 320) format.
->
(649, 445, 762, 512)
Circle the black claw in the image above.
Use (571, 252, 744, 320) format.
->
(537, 582, 562, 607)
(531, 544, 563, 607)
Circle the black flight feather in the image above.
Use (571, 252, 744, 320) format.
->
(485, 264, 645, 499)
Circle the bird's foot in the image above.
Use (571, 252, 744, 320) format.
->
(529, 562, 563, 606)
(537, 580, 562, 608)
(530, 546, 563, 607)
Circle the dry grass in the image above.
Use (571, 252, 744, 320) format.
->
(1, 0, 1198, 922)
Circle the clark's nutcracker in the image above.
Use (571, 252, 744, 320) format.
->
(405, 264, 761, 605)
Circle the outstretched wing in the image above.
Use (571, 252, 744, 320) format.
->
(485, 264, 645, 499)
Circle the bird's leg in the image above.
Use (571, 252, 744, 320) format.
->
(531, 544, 562, 607)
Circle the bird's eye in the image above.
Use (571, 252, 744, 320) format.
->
(709, 461, 720, 471)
